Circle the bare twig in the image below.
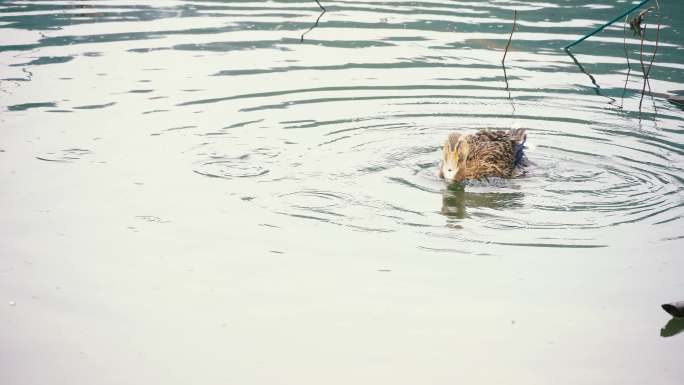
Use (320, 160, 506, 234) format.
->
(502, 10, 517, 64)
(300, 0, 327, 42)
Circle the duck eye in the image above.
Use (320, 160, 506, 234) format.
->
(448, 168, 452, 172)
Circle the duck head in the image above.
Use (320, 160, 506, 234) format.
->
(439, 133, 469, 182)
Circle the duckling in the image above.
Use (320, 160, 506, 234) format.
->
(438, 128, 527, 183)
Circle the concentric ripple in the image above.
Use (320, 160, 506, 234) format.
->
(193, 146, 279, 179)
(36, 148, 93, 163)
(1, 0, 683, 249)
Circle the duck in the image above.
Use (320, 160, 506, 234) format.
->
(438, 128, 527, 183)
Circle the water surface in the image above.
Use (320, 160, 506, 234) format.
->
(1, 1, 683, 384)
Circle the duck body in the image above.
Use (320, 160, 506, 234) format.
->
(439, 128, 527, 183)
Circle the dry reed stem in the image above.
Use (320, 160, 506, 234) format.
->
(502, 10, 517, 65)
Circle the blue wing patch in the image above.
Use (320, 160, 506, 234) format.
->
(513, 136, 526, 168)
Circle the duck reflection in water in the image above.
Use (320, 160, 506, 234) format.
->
(440, 183, 524, 219)
(660, 317, 684, 338)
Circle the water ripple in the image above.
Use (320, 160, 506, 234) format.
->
(1, 0, 683, 248)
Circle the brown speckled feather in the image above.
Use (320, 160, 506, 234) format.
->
(441, 128, 527, 182)
(462, 140, 515, 179)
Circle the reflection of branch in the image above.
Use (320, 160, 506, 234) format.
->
(502, 10, 517, 64)
(620, 15, 631, 108)
(501, 64, 515, 113)
(300, 0, 326, 42)
(22, 66, 33, 82)
(502, 64, 511, 94)
(638, 2, 661, 112)
(566, 50, 599, 95)
(566, 50, 617, 104)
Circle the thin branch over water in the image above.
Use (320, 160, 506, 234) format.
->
(301, 0, 327, 42)
(502, 10, 517, 65)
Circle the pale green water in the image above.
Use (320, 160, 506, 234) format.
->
(1, 1, 683, 384)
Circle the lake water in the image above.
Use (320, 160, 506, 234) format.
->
(1, 1, 683, 384)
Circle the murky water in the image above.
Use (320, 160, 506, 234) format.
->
(2, 1, 683, 384)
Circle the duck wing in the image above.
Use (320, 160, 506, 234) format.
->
(472, 128, 526, 145)
(473, 129, 527, 167)
(467, 129, 528, 172)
